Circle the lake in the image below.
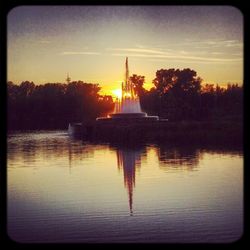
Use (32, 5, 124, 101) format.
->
(7, 131, 243, 243)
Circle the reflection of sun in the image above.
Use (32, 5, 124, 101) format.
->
(112, 89, 122, 99)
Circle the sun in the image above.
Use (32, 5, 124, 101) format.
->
(112, 89, 122, 99)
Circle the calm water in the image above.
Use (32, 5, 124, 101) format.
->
(7, 131, 243, 243)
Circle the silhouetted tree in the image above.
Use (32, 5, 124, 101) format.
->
(140, 87, 159, 115)
(19, 81, 35, 97)
(151, 68, 202, 120)
(153, 68, 201, 95)
(129, 74, 146, 97)
(7, 69, 243, 130)
(7, 81, 114, 130)
(153, 68, 177, 95)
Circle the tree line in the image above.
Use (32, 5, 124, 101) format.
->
(7, 81, 114, 129)
(7, 68, 243, 130)
(130, 68, 243, 122)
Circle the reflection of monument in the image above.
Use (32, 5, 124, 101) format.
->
(96, 57, 158, 121)
(116, 148, 142, 215)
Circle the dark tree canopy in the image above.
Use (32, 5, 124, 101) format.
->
(7, 81, 114, 130)
(153, 68, 202, 96)
(141, 68, 242, 121)
(129, 74, 145, 97)
(7, 68, 243, 129)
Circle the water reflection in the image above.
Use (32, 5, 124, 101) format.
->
(109, 142, 242, 214)
(113, 144, 197, 214)
(8, 131, 96, 167)
(116, 146, 145, 215)
(8, 131, 243, 243)
(8, 131, 243, 216)
(157, 144, 200, 171)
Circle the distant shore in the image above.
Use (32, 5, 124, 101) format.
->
(76, 120, 243, 147)
(8, 120, 243, 150)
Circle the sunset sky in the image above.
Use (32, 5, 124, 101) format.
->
(7, 5, 243, 96)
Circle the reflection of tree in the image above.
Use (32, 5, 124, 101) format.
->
(114, 145, 145, 215)
(157, 145, 200, 171)
(7, 133, 96, 167)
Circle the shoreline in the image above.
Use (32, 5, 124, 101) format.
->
(73, 120, 243, 147)
(7, 121, 243, 150)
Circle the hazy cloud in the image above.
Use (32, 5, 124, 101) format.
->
(60, 51, 101, 55)
(110, 47, 242, 64)
(188, 39, 243, 49)
(38, 40, 51, 44)
(107, 48, 169, 55)
(112, 51, 242, 63)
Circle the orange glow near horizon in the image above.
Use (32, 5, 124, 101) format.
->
(7, 6, 243, 94)
(111, 89, 122, 99)
(100, 81, 154, 97)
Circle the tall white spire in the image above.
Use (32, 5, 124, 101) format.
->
(122, 57, 135, 99)
(120, 57, 141, 113)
